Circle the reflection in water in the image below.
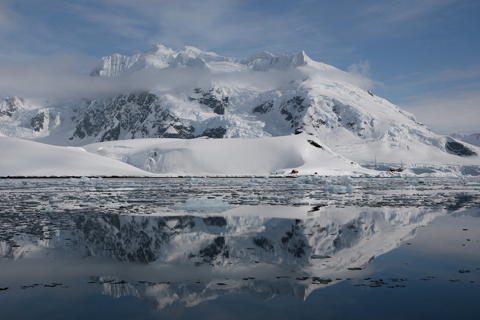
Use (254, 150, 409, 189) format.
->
(1, 205, 443, 309)
(0, 177, 479, 314)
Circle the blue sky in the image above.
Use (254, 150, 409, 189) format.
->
(0, 0, 479, 134)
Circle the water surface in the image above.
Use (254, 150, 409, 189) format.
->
(0, 177, 479, 319)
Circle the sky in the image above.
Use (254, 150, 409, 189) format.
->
(0, 0, 479, 134)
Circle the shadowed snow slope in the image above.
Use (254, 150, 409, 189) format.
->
(0, 137, 153, 177)
(83, 134, 374, 176)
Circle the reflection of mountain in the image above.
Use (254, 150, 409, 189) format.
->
(1, 206, 442, 309)
(92, 275, 323, 310)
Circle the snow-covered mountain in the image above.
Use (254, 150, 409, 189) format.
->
(451, 132, 480, 147)
(0, 44, 478, 176)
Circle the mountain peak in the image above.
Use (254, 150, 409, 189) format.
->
(146, 44, 175, 56)
(291, 50, 311, 65)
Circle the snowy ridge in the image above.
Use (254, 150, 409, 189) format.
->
(451, 132, 480, 148)
(89, 44, 326, 76)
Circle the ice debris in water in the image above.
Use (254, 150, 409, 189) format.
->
(323, 184, 355, 194)
(184, 178, 205, 184)
(171, 198, 236, 213)
(65, 176, 104, 184)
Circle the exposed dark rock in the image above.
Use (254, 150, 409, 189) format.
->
(311, 254, 331, 259)
(280, 96, 307, 129)
(447, 194, 474, 211)
(307, 140, 323, 149)
(446, 141, 477, 156)
(199, 127, 227, 138)
(203, 217, 227, 227)
(190, 88, 229, 115)
(253, 237, 274, 252)
(280, 226, 307, 258)
(0, 97, 22, 117)
(31, 112, 46, 132)
(253, 101, 273, 114)
(199, 236, 228, 262)
(69, 92, 195, 141)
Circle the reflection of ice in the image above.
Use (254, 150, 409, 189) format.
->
(171, 198, 236, 213)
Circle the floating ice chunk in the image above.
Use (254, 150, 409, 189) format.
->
(65, 176, 104, 185)
(323, 184, 355, 194)
(295, 175, 328, 185)
(184, 178, 205, 184)
(171, 198, 236, 213)
(332, 176, 353, 185)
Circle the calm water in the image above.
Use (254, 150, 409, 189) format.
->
(0, 177, 479, 319)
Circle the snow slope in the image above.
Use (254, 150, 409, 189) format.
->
(0, 137, 154, 177)
(0, 134, 374, 177)
(83, 133, 374, 176)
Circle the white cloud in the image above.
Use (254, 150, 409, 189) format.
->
(401, 89, 480, 134)
(348, 60, 371, 77)
(61, 0, 331, 57)
(0, 53, 303, 102)
(393, 66, 480, 89)
(356, 0, 459, 35)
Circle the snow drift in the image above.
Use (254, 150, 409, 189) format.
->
(0, 136, 153, 177)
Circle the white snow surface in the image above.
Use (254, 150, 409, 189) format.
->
(0, 134, 374, 177)
(0, 136, 154, 177)
(83, 134, 374, 176)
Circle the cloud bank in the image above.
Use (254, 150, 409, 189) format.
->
(401, 89, 480, 135)
(0, 48, 377, 103)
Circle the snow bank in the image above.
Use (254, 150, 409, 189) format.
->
(0, 137, 154, 177)
(84, 134, 376, 176)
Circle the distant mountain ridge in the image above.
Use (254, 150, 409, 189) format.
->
(451, 132, 480, 147)
(89, 44, 327, 76)
(0, 44, 478, 175)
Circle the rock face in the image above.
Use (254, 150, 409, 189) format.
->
(0, 44, 478, 164)
(446, 140, 477, 157)
(69, 93, 195, 141)
(0, 97, 23, 117)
